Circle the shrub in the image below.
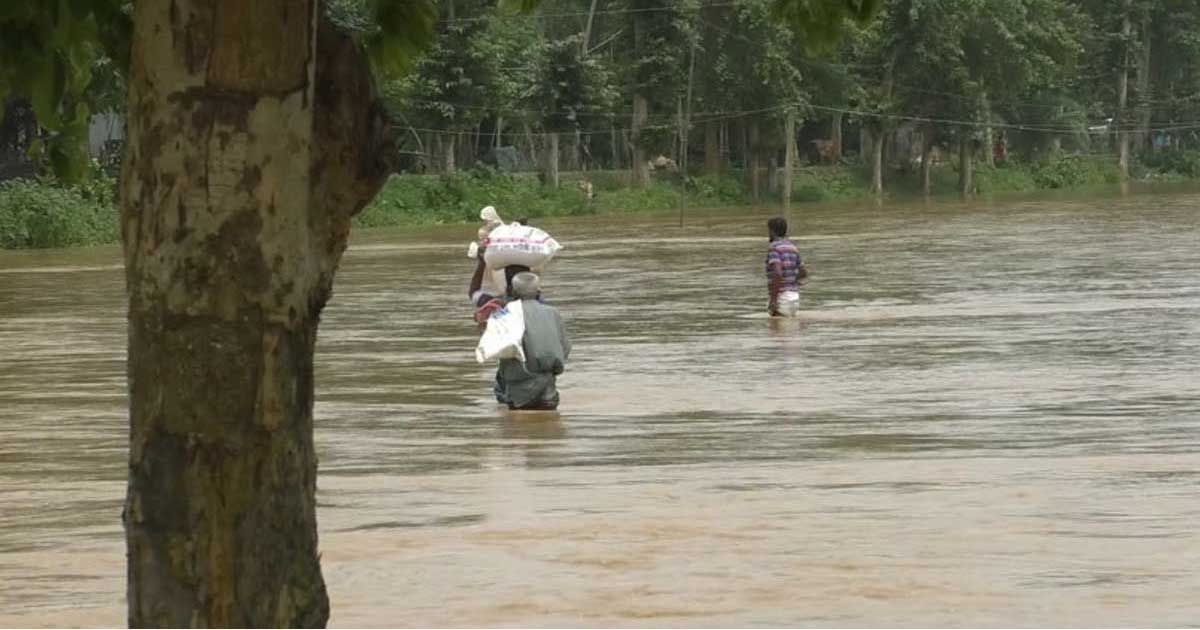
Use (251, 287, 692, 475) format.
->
(1139, 148, 1200, 178)
(1030, 155, 1118, 189)
(975, 163, 1038, 193)
(0, 178, 119, 249)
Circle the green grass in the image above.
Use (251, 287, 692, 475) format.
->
(354, 169, 752, 228)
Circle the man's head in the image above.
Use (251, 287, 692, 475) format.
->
(510, 272, 541, 300)
(768, 216, 788, 239)
(504, 264, 531, 295)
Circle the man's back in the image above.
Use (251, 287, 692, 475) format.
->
(766, 238, 803, 291)
(521, 299, 570, 374)
(498, 298, 570, 409)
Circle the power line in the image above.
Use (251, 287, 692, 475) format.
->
(392, 99, 1200, 138)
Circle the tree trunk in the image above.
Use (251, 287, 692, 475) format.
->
(920, 128, 934, 196)
(675, 96, 684, 165)
(704, 121, 720, 174)
(1117, 0, 1132, 180)
(495, 115, 503, 150)
(445, 132, 456, 173)
(632, 94, 650, 189)
(749, 119, 761, 203)
(830, 111, 843, 162)
(581, 0, 600, 55)
(422, 131, 434, 172)
(982, 91, 994, 168)
(783, 112, 795, 212)
(523, 122, 538, 166)
(869, 128, 884, 196)
(768, 155, 778, 196)
(545, 132, 560, 188)
(574, 128, 584, 171)
(715, 120, 724, 166)
(959, 138, 974, 197)
(1134, 11, 1152, 154)
(610, 121, 620, 170)
(122, 3, 393, 626)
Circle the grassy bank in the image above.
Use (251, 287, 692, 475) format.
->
(355, 169, 746, 227)
(0, 151, 1183, 249)
(356, 154, 1124, 227)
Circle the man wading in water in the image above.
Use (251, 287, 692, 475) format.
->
(494, 272, 570, 410)
(766, 216, 808, 317)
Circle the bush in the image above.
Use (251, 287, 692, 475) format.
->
(690, 174, 747, 204)
(1139, 148, 1200, 178)
(790, 166, 869, 202)
(975, 163, 1038, 193)
(0, 178, 119, 249)
(1030, 155, 1118, 189)
(357, 170, 593, 228)
(356, 169, 753, 229)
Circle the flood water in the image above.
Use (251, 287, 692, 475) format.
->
(2, 190, 1199, 627)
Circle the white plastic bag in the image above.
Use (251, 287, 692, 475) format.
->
(467, 206, 505, 259)
(775, 291, 800, 317)
(482, 223, 562, 269)
(475, 299, 526, 363)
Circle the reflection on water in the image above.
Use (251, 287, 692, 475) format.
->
(1, 191, 1199, 626)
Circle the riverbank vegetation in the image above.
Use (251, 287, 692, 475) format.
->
(7, 0, 1200, 249)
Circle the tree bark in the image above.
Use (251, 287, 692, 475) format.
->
(581, 0, 600, 56)
(523, 121, 538, 166)
(982, 90, 994, 168)
(610, 121, 620, 170)
(1117, 0, 1132, 180)
(423, 131, 434, 172)
(749, 119, 761, 203)
(574, 128, 583, 171)
(959, 138, 974, 197)
(870, 51, 897, 197)
(631, 94, 650, 189)
(704, 121, 720, 174)
(830, 111, 843, 162)
(783, 112, 795, 212)
(869, 128, 884, 196)
(122, 3, 393, 627)
(445, 132, 456, 173)
(1134, 10, 1152, 154)
(545, 132, 560, 188)
(920, 127, 934, 196)
(719, 120, 728, 167)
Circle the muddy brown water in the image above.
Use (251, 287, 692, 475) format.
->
(1, 191, 1199, 626)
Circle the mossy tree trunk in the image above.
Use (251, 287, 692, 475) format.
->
(545, 132, 560, 188)
(121, 0, 393, 626)
(704, 120, 720, 174)
(749, 119, 761, 203)
(1117, 0, 1132, 180)
(830, 111, 843, 162)
(959, 137, 974, 197)
(783, 112, 795, 212)
(631, 94, 650, 189)
(920, 127, 935, 196)
(868, 127, 884, 196)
